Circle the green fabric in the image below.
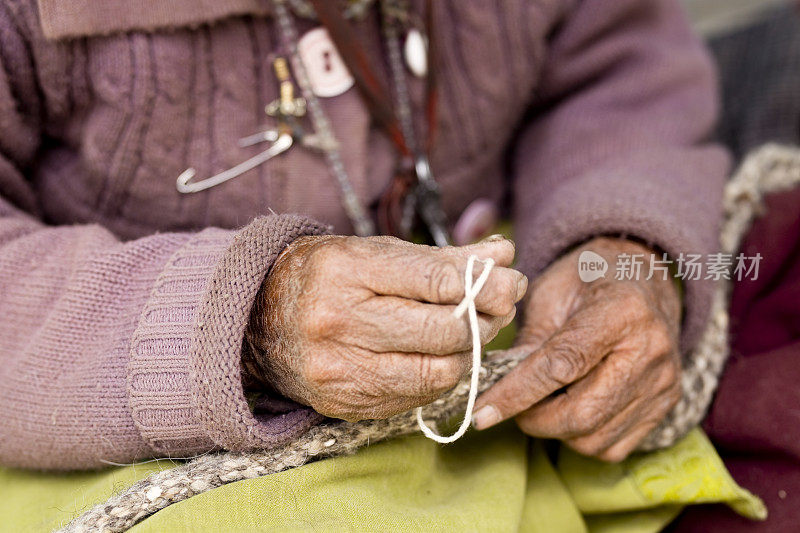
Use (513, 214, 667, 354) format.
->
(0, 222, 764, 531)
(0, 426, 764, 532)
(0, 311, 764, 532)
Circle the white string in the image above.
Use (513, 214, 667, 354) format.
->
(416, 254, 495, 443)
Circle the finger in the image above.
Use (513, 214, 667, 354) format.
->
(346, 296, 515, 354)
(562, 397, 649, 460)
(472, 298, 630, 430)
(516, 260, 582, 347)
(437, 236, 516, 267)
(563, 378, 680, 460)
(567, 393, 675, 462)
(363, 234, 517, 268)
(595, 419, 661, 463)
(313, 349, 472, 420)
(356, 239, 527, 316)
(514, 350, 650, 439)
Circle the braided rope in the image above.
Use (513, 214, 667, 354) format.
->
(60, 356, 523, 532)
(640, 143, 800, 449)
(60, 144, 800, 531)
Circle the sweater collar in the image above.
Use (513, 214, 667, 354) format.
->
(37, 0, 270, 40)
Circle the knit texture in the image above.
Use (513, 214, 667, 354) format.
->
(0, 0, 729, 469)
(190, 216, 329, 451)
(128, 216, 328, 457)
(59, 144, 799, 532)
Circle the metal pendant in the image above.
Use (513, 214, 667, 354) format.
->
(404, 28, 427, 78)
(413, 156, 450, 247)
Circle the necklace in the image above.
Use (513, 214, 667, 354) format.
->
(180, 0, 448, 243)
(287, 0, 376, 21)
(273, 0, 376, 237)
(305, 0, 450, 245)
(379, 0, 449, 246)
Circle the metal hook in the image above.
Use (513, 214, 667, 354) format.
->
(176, 132, 293, 194)
(238, 129, 281, 148)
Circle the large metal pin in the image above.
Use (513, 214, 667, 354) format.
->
(176, 132, 293, 193)
(176, 57, 304, 194)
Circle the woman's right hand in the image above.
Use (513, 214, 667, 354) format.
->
(246, 234, 527, 422)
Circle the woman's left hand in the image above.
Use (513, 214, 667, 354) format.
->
(472, 237, 682, 462)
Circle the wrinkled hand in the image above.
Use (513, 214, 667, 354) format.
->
(246, 235, 527, 422)
(472, 237, 682, 462)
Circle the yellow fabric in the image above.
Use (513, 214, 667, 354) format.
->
(0, 427, 764, 532)
(0, 224, 764, 531)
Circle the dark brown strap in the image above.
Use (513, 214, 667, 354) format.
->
(423, 0, 438, 153)
(310, 0, 437, 158)
(310, 0, 410, 156)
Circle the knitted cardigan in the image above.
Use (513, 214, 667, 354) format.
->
(61, 143, 800, 532)
(0, 0, 729, 470)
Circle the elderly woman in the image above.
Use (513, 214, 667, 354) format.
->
(0, 0, 727, 473)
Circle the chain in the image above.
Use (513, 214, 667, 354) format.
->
(287, 0, 376, 20)
(272, 0, 376, 237)
(380, 0, 418, 156)
(273, 0, 447, 244)
(381, 0, 449, 246)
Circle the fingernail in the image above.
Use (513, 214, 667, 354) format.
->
(516, 275, 528, 300)
(471, 405, 501, 430)
(481, 234, 506, 243)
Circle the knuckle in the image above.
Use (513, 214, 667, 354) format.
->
(302, 354, 335, 386)
(425, 260, 461, 302)
(655, 361, 680, 393)
(367, 235, 403, 246)
(570, 402, 607, 435)
(615, 285, 651, 320)
(666, 382, 682, 407)
(609, 355, 636, 384)
(300, 302, 343, 339)
(417, 356, 436, 393)
(308, 238, 349, 270)
(648, 322, 675, 356)
(626, 289, 648, 312)
(544, 346, 585, 386)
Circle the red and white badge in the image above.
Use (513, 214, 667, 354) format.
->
(297, 27, 355, 98)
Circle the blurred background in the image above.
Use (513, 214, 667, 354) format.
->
(683, 0, 788, 36)
(682, 0, 799, 160)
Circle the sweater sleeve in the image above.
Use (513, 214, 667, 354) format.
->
(512, 0, 730, 352)
(0, 11, 326, 471)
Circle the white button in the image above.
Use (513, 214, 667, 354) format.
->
(404, 29, 427, 78)
(297, 27, 355, 98)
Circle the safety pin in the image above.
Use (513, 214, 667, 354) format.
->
(238, 129, 281, 148)
(176, 131, 293, 194)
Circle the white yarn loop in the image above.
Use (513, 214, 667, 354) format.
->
(416, 254, 495, 444)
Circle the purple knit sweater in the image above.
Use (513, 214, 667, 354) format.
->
(0, 0, 729, 470)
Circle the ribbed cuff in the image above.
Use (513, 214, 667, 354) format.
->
(127, 215, 329, 456)
(190, 215, 329, 451)
(128, 228, 234, 455)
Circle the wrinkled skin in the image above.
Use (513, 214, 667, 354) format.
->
(248, 234, 681, 462)
(247, 235, 527, 422)
(473, 237, 682, 462)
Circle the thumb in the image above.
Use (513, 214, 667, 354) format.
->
(472, 297, 623, 430)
